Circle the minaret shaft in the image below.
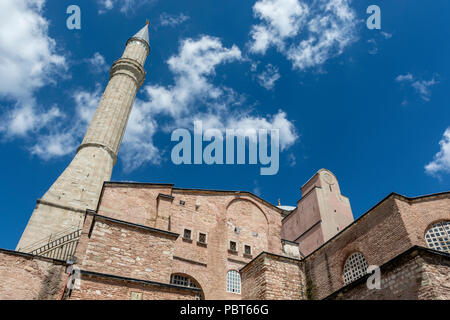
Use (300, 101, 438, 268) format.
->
(16, 26, 149, 251)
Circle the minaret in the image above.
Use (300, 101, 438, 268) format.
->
(16, 23, 150, 251)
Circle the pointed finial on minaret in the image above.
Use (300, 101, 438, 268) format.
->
(132, 23, 150, 46)
(278, 198, 281, 206)
(146, 19, 150, 26)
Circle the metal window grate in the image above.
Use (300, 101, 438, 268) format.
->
(226, 270, 241, 294)
(183, 229, 192, 240)
(425, 221, 450, 253)
(229, 241, 237, 252)
(343, 252, 368, 285)
(170, 275, 198, 288)
(244, 245, 252, 255)
(198, 233, 207, 244)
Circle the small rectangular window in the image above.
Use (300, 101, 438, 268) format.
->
(229, 241, 237, 252)
(244, 245, 252, 255)
(180, 200, 186, 206)
(130, 292, 143, 300)
(183, 229, 192, 240)
(198, 232, 207, 244)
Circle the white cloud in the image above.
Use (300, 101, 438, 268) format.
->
(249, 0, 358, 71)
(0, 0, 66, 102)
(97, 0, 157, 14)
(367, 39, 378, 55)
(120, 101, 161, 171)
(412, 79, 437, 102)
(120, 36, 298, 170)
(425, 128, 450, 176)
(1, 103, 63, 137)
(160, 13, 190, 27)
(381, 31, 392, 39)
(86, 52, 109, 74)
(288, 153, 296, 167)
(250, 0, 309, 54)
(139, 36, 243, 117)
(0, 0, 67, 138)
(257, 64, 281, 90)
(395, 73, 438, 102)
(395, 73, 413, 82)
(30, 86, 101, 159)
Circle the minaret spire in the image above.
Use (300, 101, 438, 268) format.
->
(16, 25, 151, 253)
(132, 22, 150, 47)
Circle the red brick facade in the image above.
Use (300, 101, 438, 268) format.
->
(0, 250, 66, 300)
(1, 178, 449, 300)
(241, 252, 306, 300)
(304, 192, 450, 300)
(92, 183, 283, 299)
(328, 247, 450, 300)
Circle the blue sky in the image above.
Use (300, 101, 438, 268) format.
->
(0, 0, 449, 250)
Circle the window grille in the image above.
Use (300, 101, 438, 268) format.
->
(229, 241, 237, 252)
(343, 252, 368, 285)
(226, 270, 241, 294)
(425, 221, 450, 253)
(183, 229, 192, 240)
(170, 275, 198, 288)
(198, 232, 207, 244)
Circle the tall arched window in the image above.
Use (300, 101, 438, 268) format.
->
(343, 252, 368, 285)
(425, 221, 450, 253)
(226, 270, 241, 294)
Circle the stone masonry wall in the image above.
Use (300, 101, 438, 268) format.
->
(75, 215, 177, 284)
(241, 253, 306, 300)
(305, 193, 450, 300)
(0, 250, 67, 300)
(305, 196, 410, 299)
(96, 184, 284, 299)
(329, 248, 450, 300)
(69, 273, 198, 300)
(395, 194, 450, 249)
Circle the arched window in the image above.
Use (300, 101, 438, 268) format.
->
(170, 274, 198, 288)
(343, 252, 368, 285)
(226, 270, 241, 294)
(425, 221, 450, 253)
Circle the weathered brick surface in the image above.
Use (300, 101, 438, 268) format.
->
(76, 216, 176, 284)
(305, 193, 450, 300)
(395, 194, 450, 248)
(95, 184, 284, 299)
(419, 252, 450, 299)
(329, 248, 450, 300)
(69, 274, 198, 300)
(0, 250, 66, 300)
(241, 253, 306, 300)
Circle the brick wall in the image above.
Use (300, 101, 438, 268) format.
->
(241, 253, 306, 300)
(304, 193, 450, 300)
(395, 193, 450, 248)
(328, 247, 450, 300)
(95, 183, 284, 299)
(69, 272, 199, 300)
(0, 249, 67, 300)
(74, 214, 178, 284)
